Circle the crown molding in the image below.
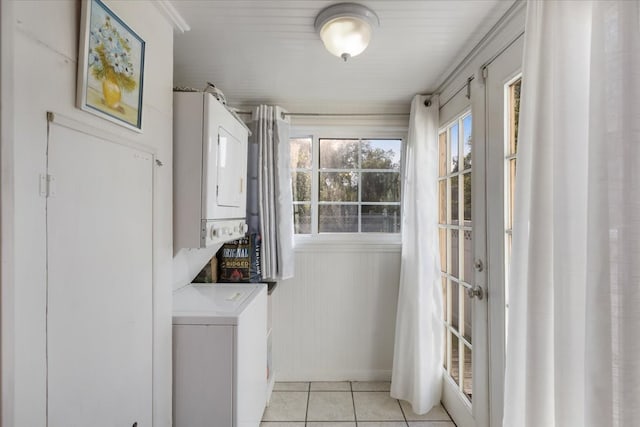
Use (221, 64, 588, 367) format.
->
(154, 0, 190, 33)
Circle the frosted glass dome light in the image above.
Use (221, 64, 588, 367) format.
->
(314, 3, 380, 62)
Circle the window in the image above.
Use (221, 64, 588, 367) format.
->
(290, 135, 403, 235)
(438, 111, 473, 401)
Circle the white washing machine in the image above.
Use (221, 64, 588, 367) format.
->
(173, 283, 267, 427)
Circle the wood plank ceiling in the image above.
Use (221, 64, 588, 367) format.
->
(172, 0, 516, 113)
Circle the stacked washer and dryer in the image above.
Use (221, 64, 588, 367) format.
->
(172, 90, 267, 427)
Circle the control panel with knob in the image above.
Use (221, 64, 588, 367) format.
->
(202, 219, 249, 246)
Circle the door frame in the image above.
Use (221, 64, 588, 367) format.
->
(1, 1, 16, 425)
(482, 35, 524, 427)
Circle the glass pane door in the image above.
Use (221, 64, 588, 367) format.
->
(439, 112, 474, 402)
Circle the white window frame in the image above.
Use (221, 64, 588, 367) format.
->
(290, 123, 407, 247)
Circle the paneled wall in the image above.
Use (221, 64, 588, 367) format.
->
(8, 2, 174, 425)
(272, 243, 401, 381)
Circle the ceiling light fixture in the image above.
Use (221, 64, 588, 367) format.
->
(314, 3, 380, 62)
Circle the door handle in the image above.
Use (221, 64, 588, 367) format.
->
(467, 284, 484, 300)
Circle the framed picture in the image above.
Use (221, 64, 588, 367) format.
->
(77, 0, 145, 132)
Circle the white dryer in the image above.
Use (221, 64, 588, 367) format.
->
(173, 283, 267, 427)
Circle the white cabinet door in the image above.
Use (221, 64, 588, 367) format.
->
(46, 122, 153, 427)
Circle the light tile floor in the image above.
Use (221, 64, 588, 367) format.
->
(261, 381, 456, 427)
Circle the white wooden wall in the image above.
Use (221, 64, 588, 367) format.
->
(272, 244, 401, 381)
(8, 2, 175, 425)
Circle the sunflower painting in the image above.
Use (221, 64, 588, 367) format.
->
(77, 0, 145, 131)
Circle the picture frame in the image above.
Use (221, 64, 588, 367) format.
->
(77, 0, 145, 132)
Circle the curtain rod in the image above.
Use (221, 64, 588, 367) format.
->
(235, 111, 410, 117)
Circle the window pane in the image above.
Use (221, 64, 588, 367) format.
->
(463, 172, 471, 223)
(451, 333, 460, 386)
(361, 172, 400, 202)
(319, 139, 358, 169)
(450, 177, 459, 223)
(439, 180, 446, 224)
(292, 171, 311, 202)
(463, 230, 473, 284)
(508, 159, 516, 229)
(442, 277, 448, 321)
(293, 204, 311, 234)
(463, 344, 473, 401)
(451, 229, 459, 278)
(361, 205, 400, 233)
(290, 137, 312, 169)
(450, 124, 459, 173)
(463, 115, 472, 170)
(319, 171, 358, 202)
(509, 79, 521, 155)
(439, 132, 447, 177)
(439, 228, 447, 272)
(450, 280, 459, 331)
(319, 204, 358, 233)
(361, 139, 401, 170)
(463, 282, 473, 344)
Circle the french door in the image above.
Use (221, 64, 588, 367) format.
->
(439, 36, 523, 427)
(439, 97, 488, 427)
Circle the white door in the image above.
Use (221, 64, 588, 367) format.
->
(46, 120, 153, 427)
(484, 36, 523, 427)
(439, 96, 488, 427)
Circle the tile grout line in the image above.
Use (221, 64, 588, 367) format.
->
(397, 396, 409, 427)
(350, 381, 358, 427)
(304, 382, 310, 425)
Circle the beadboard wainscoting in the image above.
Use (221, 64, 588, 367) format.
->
(272, 242, 401, 381)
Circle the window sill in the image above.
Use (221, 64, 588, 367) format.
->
(293, 233, 402, 253)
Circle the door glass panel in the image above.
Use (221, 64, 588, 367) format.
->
(451, 280, 459, 331)
(439, 181, 447, 223)
(451, 333, 460, 386)
(463, 285, 473, 344)
(463, 230, 473, 284)
(450, 125, 459, 172)
(463, 115, 472, 170)
(439, 228, 447, 271)
(463, 173, 472, 223)
(463, 345, 473, 400)
(451, 229, 459, 278)
(439, 132, 447, 176)
(442, 278, 448, 321)
(439, 112, 474, 406)
(451, 177, 459, 223)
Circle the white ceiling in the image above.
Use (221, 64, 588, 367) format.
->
(172, 0, 516, 113)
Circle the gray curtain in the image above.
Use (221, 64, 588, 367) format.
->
(247, 105, 294, 280)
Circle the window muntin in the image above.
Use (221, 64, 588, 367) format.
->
(290, 136, 403, 235)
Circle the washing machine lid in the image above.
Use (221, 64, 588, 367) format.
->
(172, 283, 264, 325)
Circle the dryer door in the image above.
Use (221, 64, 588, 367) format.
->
(216, 126, 245, 208)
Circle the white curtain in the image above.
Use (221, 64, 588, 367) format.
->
(503, 1, 640, 426)
(391, 95, 442, 414)
(252, 105, 295, 281)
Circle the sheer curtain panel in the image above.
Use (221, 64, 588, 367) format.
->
(503, 1, 640, 426)
(391, 95, 443, 414)
(250, 105, 294, 281)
